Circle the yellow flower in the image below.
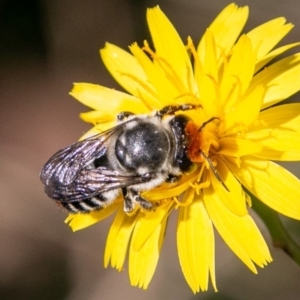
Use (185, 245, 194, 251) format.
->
(66, 3, 300, 293)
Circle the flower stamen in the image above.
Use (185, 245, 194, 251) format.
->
(195, 180, 211, 194)
(187, 36, 203, 74)
(174, 188, 194, 208)
(143, 41, 187, 93)
(119, 72, 159, 100)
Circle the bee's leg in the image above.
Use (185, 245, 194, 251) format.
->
(165, 174, 181, 183)
(122, 188, 134, 212)
(156, 104, 201, 118)
(117, 112, 135, 122)
(122, 188, 153, 213)
(132, 189, 153, 210)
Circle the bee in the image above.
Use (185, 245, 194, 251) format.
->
(40, 104, 226, 214)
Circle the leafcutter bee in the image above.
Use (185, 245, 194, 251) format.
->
(40, 104, 226, 213)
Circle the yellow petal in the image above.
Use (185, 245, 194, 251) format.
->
(209, 159, 247, 216)
(255, 42, 300, 73)
(195, 30, 218, 116)
(132, 201, 173, 251)
(247, 130, 300, 161)
(177, 196, 216, 293)
(104, 206, 137, 271)
(249, 103, 300, 132)
(142, 172, 198, 201)
(198, 3, 248, 59)
(228, 158, 300, 220)
(224, 84, 265, 135)
(129, 217, 167, 289)
(220, 35, 255, 110)
(197, 73, 218, 117)
(204, 185, 272, 272)
(247, 18, 293, 61)
(147, 6, 195, 93)
(70, 83, 149, 116)
(218, 137, 262, 157)
(65, 202, 120, 231)
(249, 54, 300, 109)
(79, 110, 113, 123)
(100, 43, 159, 108)
(197, 29, 218, 80)
(78, 121, 116, 140)
(129, 43, 179, 105)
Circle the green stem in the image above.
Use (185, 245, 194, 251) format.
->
(250, 193, 300, 267)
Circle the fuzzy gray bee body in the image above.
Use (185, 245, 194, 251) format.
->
(40, 104, 198, 213)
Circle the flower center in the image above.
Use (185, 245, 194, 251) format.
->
(184, 117, 230, 193)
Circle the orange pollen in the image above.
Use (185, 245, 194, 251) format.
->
(185, 121, 203, 163)
(185, 119, 221, 163)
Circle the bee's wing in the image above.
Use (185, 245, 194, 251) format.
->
(44, 168, 153, 202)
(40, 125, 122, 186)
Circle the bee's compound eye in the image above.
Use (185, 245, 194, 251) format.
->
(115, 122, 170, 171)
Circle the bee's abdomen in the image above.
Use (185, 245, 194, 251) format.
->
(59, 196, 106, 213)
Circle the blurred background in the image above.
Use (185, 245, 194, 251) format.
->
(1, 0, 300, 299)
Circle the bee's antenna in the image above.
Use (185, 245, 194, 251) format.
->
(197, 116, 228, 191)
(198, 117, 220, 131)
(201, 151, 230, 192)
